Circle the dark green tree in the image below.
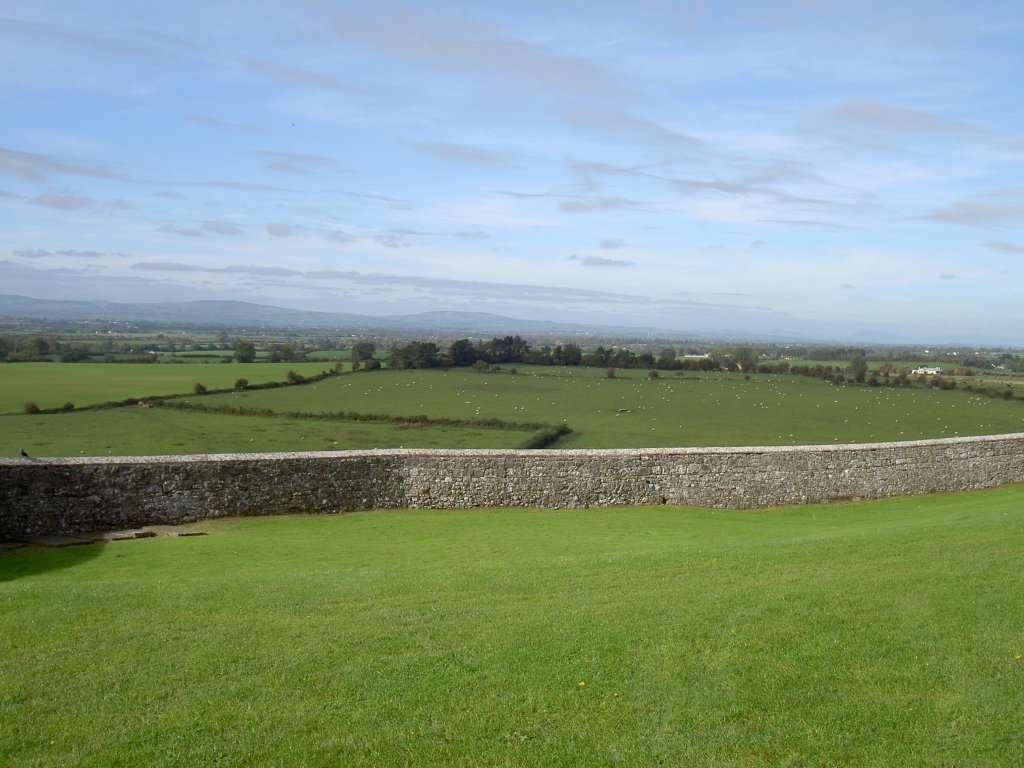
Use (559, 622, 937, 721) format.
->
(447, 339, 477, 367)
(657, 347, 678, 369)
(350, 341, 376, 362)
(234, 341, 256, 363)
(389, 341, 440, 369)
(849, 352, 868, 383)
(733, 346, 758, 372)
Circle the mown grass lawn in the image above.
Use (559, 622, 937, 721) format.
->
(2, 486, 1023, 766)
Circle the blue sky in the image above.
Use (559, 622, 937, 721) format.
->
(2, 1, 1023, 342)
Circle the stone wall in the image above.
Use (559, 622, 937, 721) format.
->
(3, 433, 1024, 539)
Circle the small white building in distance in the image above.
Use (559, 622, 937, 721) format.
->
(912, 366, 943, 375)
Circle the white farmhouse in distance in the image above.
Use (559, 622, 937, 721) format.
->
(912, 366, 943, 375)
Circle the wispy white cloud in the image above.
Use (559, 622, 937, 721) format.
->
(147, 179, 295, 193)
(158, 224, 204, 237)
(568, 253, 634, 268)
(916, 200, 1024, 226)
(985, 240, 1024, 254)
(309, 1, 640, 103)
(266, 222, 296, 237)
(131, 261, 299, 277)
(240, 57, 359, 94)
(816, 99, 979, 138)
(757, 219, 852, 231)
(56, 248, 108, 258)
(0, 147, 118, 181)
(375, 234, 412, 248)
(251, 150, 343, 174)
(28, 193, 94, 210)
(408, 141, 509, 167)
(562, 107, 700, 148)
(187, 115, 261, 132)
(558, 196, 639, 213)
(201, 221, 242, 236)
(323, 229, 354, 243)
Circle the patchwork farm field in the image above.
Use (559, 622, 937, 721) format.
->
(4, 364, 1024, 456)
(196, 365, 1024, 448)
(2, 486, 1023, 766)
(5, 407, 529, 455)
(0, 362, 332, 414)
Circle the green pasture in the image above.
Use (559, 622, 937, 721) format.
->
(197, 366, 1024, 448)
(309, 349, 356, 361)
(4, 364, 1024, 455)
(3, 407, 530, 457)
(957, 376, 1020, 391)
(0, 362, 333, 414)
(3, 486, 1023, 766)
(778, 358, 852, 368)
(162, 351, 236, 361)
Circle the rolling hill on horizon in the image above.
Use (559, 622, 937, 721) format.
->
(0, 294, 667, 339)
(1, 295, 1020, 347)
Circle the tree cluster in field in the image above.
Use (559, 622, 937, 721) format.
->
(388, 336, 718, 371)
(386, 337, 834, 375)
(233, 341, 311, 363)
(0, 335, 145, 363)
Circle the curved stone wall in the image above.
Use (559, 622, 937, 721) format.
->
(2, 433, 1024, 538)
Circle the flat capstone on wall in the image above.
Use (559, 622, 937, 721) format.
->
(2, 433, 1023, 539)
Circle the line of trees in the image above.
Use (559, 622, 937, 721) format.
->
(387, 337, 781, 372)
(388, 336, 583, 370)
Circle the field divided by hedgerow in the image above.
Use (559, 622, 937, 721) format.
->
(2, 486, 1023, 766)
(0, 362, 332, 414)
(4, 363, 1024, 455)
(195, 365, 1024, 448)
(5, 406, 531, 456)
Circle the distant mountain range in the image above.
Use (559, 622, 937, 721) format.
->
(2, 295, 1019, 347)
(0, 294, 673, 339)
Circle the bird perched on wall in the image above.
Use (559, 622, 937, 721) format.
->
(20, 448, 29, 458)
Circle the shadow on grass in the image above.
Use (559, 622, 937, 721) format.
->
(0, 541, 106, 583)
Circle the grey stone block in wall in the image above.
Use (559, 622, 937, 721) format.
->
(2, 434, 1024, 538)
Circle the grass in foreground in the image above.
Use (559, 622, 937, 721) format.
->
(2, 486, 1023, 766)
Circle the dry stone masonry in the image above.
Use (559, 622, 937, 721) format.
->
(2, 433, 1023, 538)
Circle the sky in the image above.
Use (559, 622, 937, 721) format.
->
(1, 0, 1023, 343)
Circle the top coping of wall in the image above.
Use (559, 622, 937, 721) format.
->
(3, 433, 1024, 467)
